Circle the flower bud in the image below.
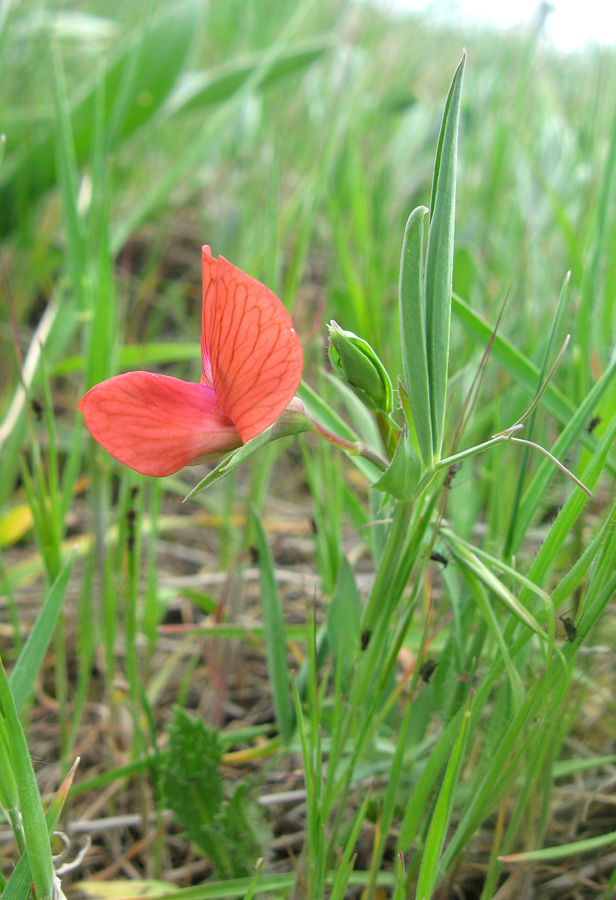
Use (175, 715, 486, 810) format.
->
(327, 321, 393, 414)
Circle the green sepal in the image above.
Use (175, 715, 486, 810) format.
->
(184, 403, 311, 499)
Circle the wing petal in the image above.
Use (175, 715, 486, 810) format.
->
(201, 247, 303, 442)
(79, 372, 240, 477)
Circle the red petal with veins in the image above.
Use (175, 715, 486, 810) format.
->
(201, 246, 303, 442)
(79, 372, 240, 477)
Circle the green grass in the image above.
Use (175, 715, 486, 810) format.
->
(1, 1, 616, 898)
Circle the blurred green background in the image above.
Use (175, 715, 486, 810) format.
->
(3, 0, 615, 413)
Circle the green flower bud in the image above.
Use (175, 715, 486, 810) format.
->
(327, 321, 393, 414)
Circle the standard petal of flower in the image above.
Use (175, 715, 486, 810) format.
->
(200, 246, 214, 387)
(79, 372, 240, 476)
(201, 246, 303, 442)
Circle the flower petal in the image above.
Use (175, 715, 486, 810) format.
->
(79, 372, 240, 477)
(201, 246, 303, 442)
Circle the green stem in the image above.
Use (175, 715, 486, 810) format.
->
(310, 418, 389, 471)
(434, 428, 523, 472)
(433, 427, 590, 497)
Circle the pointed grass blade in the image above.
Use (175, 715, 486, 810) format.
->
(500, 828, 616, 863)
(425, 52, 466, 459)
(416, 691, 473, 900)
(164, 38, 331, 115)
(509, 356, 616, 554)
(3, 759, 79, 900)
(0, 659, 55, 900)
(252, 511, 295, 746)
(10, 553, 75, 715)
(451, 293, 610, 452)
(448, 539, 546, 641)
(397, 704, 468, 854)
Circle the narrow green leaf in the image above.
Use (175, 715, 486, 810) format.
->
(75, 870, 397, 899)
(328, 783, 373, 900)
(3, 759, 79, 900)
(587, 485, 616, 593)
(425, 52, 466, 459)
(397, 706, 466, 853)
(578, 102, 616, 398)
(553, 752, 616, 780)
(0, 716, 19, 814)
(10, 553, 74, 716)
(0, 658, 55, 900)
(392, 852, 406, 900)
(449, 540, 546, 640)
(326, 556, 361, 680)
(455, 562, 524, 704)
(443, 530, 553, 612)
(363, 698, 414, 895)
(441, 679, 544, 870)
(54, 341, 200, 375)
(516, 411, 616, 610)
(416, 691, 473, 900)
(451, 294, 611, 457)
(500, 828, 616, 863)
(252, 511, 295, 745)
(504, 271, 571, 557)
(241, 858, 265, 900)
(399, 205, 432, 466)
(583, 570, 616, 651)
(510, 356, 616, 553)
(164, 39, 331, 116)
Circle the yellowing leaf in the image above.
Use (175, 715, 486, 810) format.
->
(0, 504, 33, 547)
(76, 880, 170, 899)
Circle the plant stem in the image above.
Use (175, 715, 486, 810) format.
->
(310, 418, 389, 471)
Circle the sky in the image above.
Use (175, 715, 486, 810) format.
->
(379, 0, 616, 52)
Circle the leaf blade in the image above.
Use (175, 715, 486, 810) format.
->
(399, 205, 432, 466)
(253, 511, 295, 746)
(425, 52, 466, 459)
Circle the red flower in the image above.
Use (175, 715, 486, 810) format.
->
(79, 246, 303, 476)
